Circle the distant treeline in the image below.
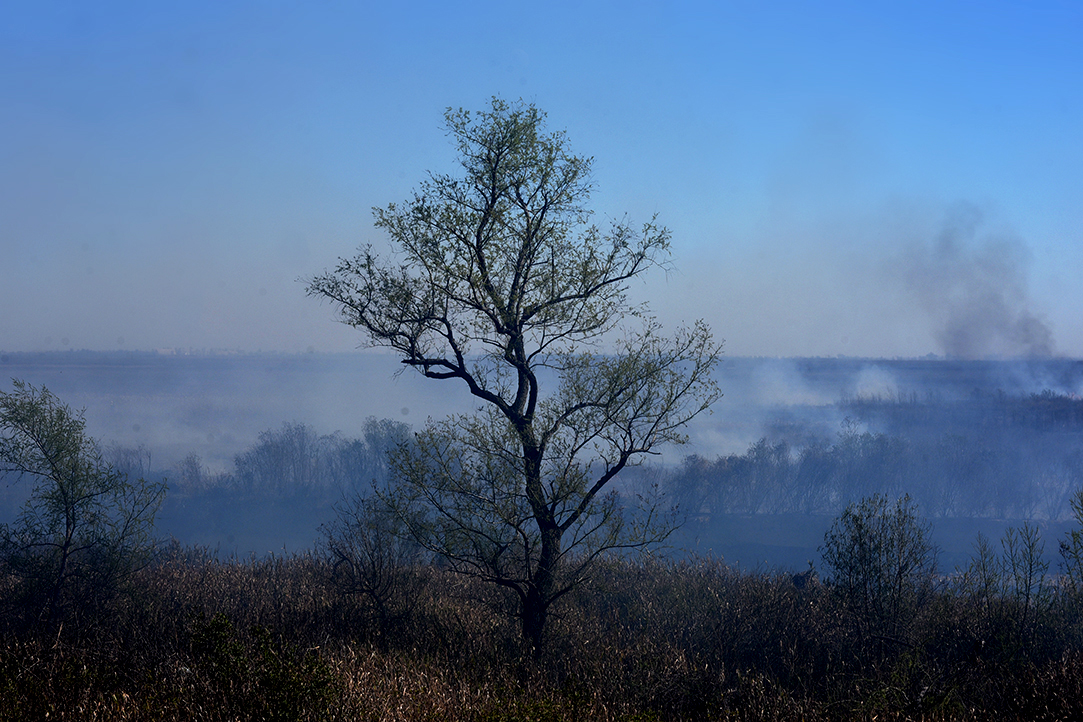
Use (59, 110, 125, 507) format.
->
(101, 417, 410, 500)
(667, 390, 1083, 520)
(178, 418, 408, 497)
(78, 419, 412, 553)
(109, 389, 1083, 528)
(843, 388, 1083, 434)
(8, 387, 1080, 556)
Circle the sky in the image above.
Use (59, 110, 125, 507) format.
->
(2, 1, 1081, 359)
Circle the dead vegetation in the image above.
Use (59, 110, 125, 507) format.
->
(3, 542, 1083, 721)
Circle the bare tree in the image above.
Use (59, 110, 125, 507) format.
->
(1061, 489, 1083, 591)
(320, 493, 424, 631)
(308, 98, 721, 652)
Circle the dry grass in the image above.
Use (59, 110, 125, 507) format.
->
(2, 548, 1083, 720)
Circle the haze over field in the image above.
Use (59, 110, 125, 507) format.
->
(6, 350, 1082, 566)
(2, 2, 1081, 359)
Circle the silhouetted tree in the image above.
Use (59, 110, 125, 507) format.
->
(320, 493, 424, 631)
(308, 98, 721, 653)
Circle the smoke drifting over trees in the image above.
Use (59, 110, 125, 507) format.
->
(3, 352, 1082, 569)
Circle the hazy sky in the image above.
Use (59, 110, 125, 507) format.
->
(3, 1, 1081, 358)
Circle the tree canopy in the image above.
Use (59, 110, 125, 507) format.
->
(308, 98, 722, 652)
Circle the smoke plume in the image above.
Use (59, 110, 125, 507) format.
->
(900, 203, 1054, 358)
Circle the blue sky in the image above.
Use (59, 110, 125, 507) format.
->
(2, 1, 1081, 357)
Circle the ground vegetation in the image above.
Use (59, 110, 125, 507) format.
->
(3, 535, 1083, 720)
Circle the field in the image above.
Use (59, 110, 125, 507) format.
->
(3, 546, 1083, 721)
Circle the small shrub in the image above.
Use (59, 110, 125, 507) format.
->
(1060, 489, 1083, 591)
(820, 494, 937, 648)
(320, 492, 426, 637)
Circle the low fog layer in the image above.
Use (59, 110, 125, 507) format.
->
(3, 352, 1082, 568)
(4, 351, 1079, 473)
(4, 352, 1081, 488)
(0, 351, 471, 473)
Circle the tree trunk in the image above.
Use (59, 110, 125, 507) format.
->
(522, 524, 561, 658)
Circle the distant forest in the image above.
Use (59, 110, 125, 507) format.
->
(3, 353, 1083, 554)
(668, 389, 1083, 521)
(5, 380, 1080, 537)
(86, 387, 1083, 554)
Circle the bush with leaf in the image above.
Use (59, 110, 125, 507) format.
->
(820, 494, 937, 648)
(0, 380, 166, 626)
